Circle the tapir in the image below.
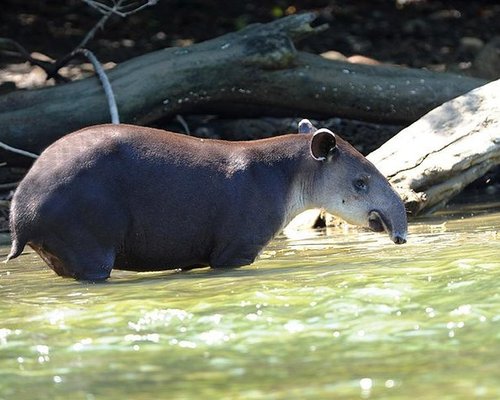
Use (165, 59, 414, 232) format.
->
(7, 120, 407, 280)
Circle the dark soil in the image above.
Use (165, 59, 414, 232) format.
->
(1, 0, 499, 73)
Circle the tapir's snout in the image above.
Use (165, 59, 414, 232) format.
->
(368, 209, 407, 245)
(392, 234, 407, 245)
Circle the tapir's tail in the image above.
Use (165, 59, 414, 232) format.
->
(5, 238, 26, 262)
(5, 193, 28, 262)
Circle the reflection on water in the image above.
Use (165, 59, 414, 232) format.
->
(0, 204, 499, 399)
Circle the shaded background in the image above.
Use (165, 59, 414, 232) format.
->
(1, 0, 499, 73)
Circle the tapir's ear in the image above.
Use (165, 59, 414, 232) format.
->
(310, 128, 337, 161)
(298, 119, 317, 134)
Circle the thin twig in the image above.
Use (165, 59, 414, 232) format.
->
(84, 0, 124, 15)
(0, 38, 66, 81)
(79, 0, 126, 48)
(51, 0, 158, 78)
(0, 38, 34, 60)
(0, 141, 39, 159)
(2, 1, 158, 81)
(49, 0, 126, 78)
(176, 115, 191, 134)
(83, 0, 158, 18)
(117, 0, 159, 16)
(0, 182, 19, 191)
(0, 51, 119, 156)
(74, 48, 120, 124)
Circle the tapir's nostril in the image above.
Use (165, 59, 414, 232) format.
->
(393, 235, 407, 245)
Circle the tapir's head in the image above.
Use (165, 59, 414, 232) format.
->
(300, 121, 407, 244)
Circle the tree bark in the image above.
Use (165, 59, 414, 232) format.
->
(367, 78, 500, 216)
(0, 13, 486, 155)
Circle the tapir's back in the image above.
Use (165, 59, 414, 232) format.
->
(15, 123, 244, 208)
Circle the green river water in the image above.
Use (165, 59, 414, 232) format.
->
(0, 204, 499, 399)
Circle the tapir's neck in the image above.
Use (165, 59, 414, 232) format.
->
(282, 178, 314, 229)
(283, 165, 323, 229)
(240, 134, 320, 229)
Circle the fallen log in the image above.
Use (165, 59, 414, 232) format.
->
(0, 13, 485, 155)
(367, 78, 500, 216)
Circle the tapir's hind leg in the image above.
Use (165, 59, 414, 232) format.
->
(30, 236, 115, 281)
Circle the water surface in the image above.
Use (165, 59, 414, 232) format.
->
(1, 204, 499, 399)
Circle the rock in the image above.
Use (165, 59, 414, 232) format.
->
(284, 209, 323, 233)
(459, 36, 484, 54)
(471, 36, 500, 80)
(320, 50, 347, 61)
(321, 51, 381, 65)
(367, 78, 500, 215)
(347, 55, 381, 65)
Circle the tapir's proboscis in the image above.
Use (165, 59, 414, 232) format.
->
(7, 121, 407, 281)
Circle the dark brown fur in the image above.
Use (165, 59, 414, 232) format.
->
(8, 124, 407, 280)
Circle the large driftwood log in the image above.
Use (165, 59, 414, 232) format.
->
(367, 79, 500, 216)
(0, 13, 485, 155)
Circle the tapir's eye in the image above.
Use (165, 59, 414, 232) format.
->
(354, 177, 368, 192)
